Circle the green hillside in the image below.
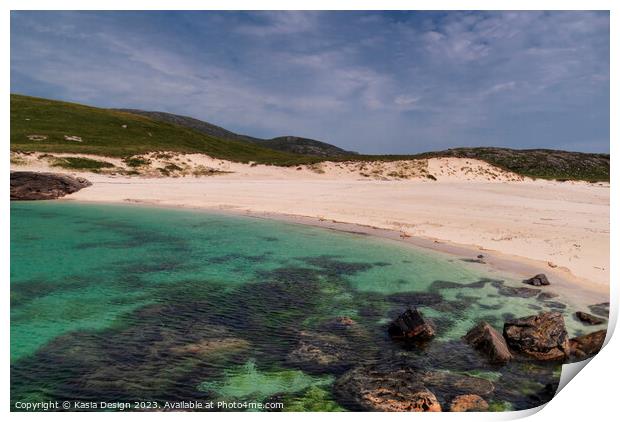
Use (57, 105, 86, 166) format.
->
(10, 94, 320, 165)
(11, 94, 609, 181)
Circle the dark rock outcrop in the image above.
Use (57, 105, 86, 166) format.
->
(523, 274, 550, 286)
(388, 308, 435, 341)
(503, 312, 570, 361)
(463, 321, 512, 363)
(11, 171, 91, 200)
(574, 311, 605, 325)
(449, 394, 489, 412)
(569, 330, 606, 359)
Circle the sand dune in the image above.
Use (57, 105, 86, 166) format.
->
(11, 152, 609, 288)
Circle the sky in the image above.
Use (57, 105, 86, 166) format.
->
(10, 11, 610, 154)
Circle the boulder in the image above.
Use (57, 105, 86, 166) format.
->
(334, 366, 441, 412)
(569, 330, 606, 359)
(11, 171, 91, 200)
(449, 394, 489, 412)
(523, 274, 550, 286)
(575, 311, 605, 325)
(463, 321, 512, 363)
(388, 308, 435, 341)
(503, 312, 570, 361)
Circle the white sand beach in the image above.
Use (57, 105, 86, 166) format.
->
(11, 153, 610, 292)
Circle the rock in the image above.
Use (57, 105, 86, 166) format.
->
(286, 331, 354, 373)
(64, 135, 83, 142)
(334, 366, 441, 412)
(421, 371, 495, 397)
(569, 330, 606, 359)
(503, 312, 570, 361)
(523, 274, 550, 286)
(449, 394, 489, 412)
(388, 308, 435, 341)
(169, 338, 249, 357)
(27, 134, 47, 141)
(491, 280, 540, 298)
(463, 321, 512, 363)
(386, 292, 443, 307)
(588, 302, 610, 318)
(10, 171, 92, 200)
(537, 292, 559, 301)
(574, 311, 605, 325)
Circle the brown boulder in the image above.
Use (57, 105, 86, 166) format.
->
(503, 312, 570, 361)
(11, 171, 91, 200)
(569, 330, 606, 359)
(334, 366, 441, 412)
(388, 308, 435, 341)
(463, 321, 512, 363)
(449, 394, 489, 412)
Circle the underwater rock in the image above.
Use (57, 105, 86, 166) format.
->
(574, 311, 605, 325)
(319, 316, 370, 340)
(523, 274, 550, 287)
(449, 394, 489, 412)
(169, 338, 250, 357)
(569, 330, 606, 359)
(388, 308, 435, 341)
(286, 331, 354, 373)
(588, 302, 610, 318)
(537, 292, 559, 301)
(421, 371, 495, 397)
(334, 366, 441, 412)
(10, 171, 92, 200)
(503, 312, 570, 361)
(387, 292, 443, 307)
(491, 280, 540, 298)
(463, 321, 512, 363)
(544, 301, 566, 310)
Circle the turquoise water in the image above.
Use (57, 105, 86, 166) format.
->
(10, 202, 605, 411)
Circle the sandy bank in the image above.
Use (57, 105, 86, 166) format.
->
(11, 153, 609, 292)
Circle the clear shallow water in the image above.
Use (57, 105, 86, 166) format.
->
(10, 202, 605, 411)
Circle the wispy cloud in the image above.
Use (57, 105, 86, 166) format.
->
(10, 11, 609, 153)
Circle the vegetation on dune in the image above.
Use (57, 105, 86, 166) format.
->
(50, 157, 116, 171)
(415, 147, 610, 182)
(11, 94, 610, 182)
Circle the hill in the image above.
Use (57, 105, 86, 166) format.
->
(114, 109, 356, 157)
(10, 94, 320, 165)
(11, 94, 609, 181)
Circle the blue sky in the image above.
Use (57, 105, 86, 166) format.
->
(11, 11, 610, 154)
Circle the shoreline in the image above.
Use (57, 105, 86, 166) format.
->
(59, 196, 609, 307)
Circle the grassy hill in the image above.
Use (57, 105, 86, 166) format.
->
(10, 94, 321, 165)
(114, 108, 357, 157)
(11, 94, 609, 181)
